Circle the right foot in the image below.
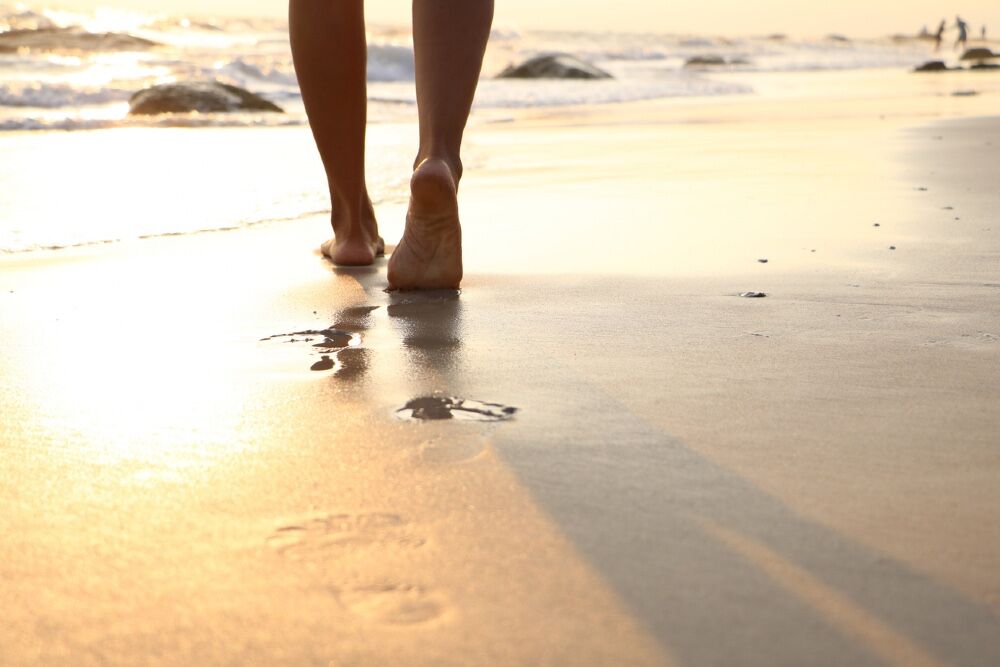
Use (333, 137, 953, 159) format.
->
(321, 202, 385, 267)
(387, 158, 463, 290)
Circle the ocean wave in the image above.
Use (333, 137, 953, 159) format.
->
(0, 82, 132, 107)
(0, 114, 306, 132)
(0, 207, 328, 255)
(473, 75, 754, 108)
(214, 57, 299, 87)
(368, 43, 415, 81)
(0, 26, 159, 52)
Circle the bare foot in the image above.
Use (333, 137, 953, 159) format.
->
(321, 201, 385, 266)
(387, 158, 463, 290)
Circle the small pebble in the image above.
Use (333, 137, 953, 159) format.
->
(889, 246, 896, 250)
(739, 291, 767, 298)
(810, 249, 816, 253)
(757, 258, 768, 264)
(916, 187, 928, 191)
(873, 223, 880, 227)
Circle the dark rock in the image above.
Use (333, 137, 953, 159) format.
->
(960, 47, 998, 61)
(128, 81, 283, 115)
(497, 53, 613, 80)
(757, 258, 769, 263)
(970, 63, 1000, 70)
(684, 55, 751, 68)
(913, 60, 948, 72)
(951, 90, 979, 97)
(0, 27, 159, 52)
(684, 55, 726, 67)
(739, 292, 767, 298)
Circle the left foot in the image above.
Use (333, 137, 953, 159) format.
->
(321, 202, 385, 266)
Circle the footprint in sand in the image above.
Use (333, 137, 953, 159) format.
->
(260, 322, 368, 374)
(261, 305, 381, 373)
(267, 513, 426, 559)
(334, 583, 449, 625)
(396, 396, 517, 422)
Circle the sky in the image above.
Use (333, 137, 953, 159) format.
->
(49, 0, 1000, 38)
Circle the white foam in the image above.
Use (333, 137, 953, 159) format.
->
(0, 82, 132, 108)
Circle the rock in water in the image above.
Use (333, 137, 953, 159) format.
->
(913, 60, 948, 72)
(684, 55, 727, 67)
(960, 47, 998, 61)
(497, 54, 613, 80)
(128, 82, 283, 115)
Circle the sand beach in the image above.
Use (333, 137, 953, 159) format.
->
(1, 10, 1000, 665)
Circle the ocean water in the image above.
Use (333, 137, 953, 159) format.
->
(0, 4, 945, 253)
(0, 4, 942, 131)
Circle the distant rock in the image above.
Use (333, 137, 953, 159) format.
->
(913, 60, 949, 72)
(960, 47, 998, 61)
(0, 27, 159, 52)
(970, 62, 1000, 70)
(128, 82, 283, 116)
(684, 55, 749, 68)
(497, 54, 613, 80)
(685, 55, 725, 67)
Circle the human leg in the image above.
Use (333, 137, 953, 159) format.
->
(387, 0, 494, 289)
(289, 0, 383, 266)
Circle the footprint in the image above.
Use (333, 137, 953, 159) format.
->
(396, 396, 517, 422)
(260, 327, 358, 347)
(260, 325, 364, 373)
(416, 436, 488, 465)
(267, 513, 425, 559)
(334, 583, 448, 625)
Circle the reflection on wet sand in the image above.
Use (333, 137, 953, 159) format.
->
(332, 259, 469, 400)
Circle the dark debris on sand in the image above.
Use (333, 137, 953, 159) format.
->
(398, 396, 518, 422)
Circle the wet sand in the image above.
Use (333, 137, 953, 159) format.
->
(1, 77, 999, 665)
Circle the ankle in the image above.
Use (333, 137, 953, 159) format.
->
(331, 192, 376, 233)
(414, 152, 462, 185)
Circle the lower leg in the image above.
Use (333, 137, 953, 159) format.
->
(388, 0, 494, 289)
(289, 0, 383, 265)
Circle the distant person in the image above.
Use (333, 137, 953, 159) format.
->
(982, 25, 987, 41)
(934, 19, 946, 51)
(954, 15, 969, 51)
(289, 0, 494, 290)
